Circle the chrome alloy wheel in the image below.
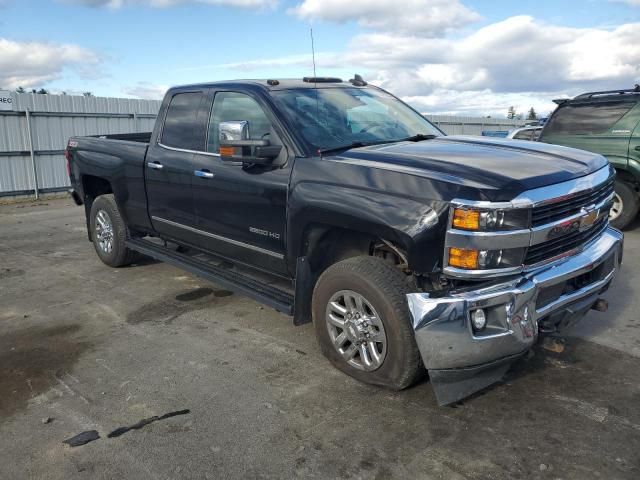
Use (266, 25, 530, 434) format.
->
(609, 192, 623, 221)
(95, 209, 114, 254)
(325, 289, 387, 371)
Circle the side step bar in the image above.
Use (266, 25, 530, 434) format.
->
(126, 238, 294, 315)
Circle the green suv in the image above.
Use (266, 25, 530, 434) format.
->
(539, 86, 640, 229)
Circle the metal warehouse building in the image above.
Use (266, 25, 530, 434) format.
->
(0, 91, 160, 199)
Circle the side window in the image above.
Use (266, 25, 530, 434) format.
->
(544, 102, 634, 135)
(207, 92, 275, 153)
(513, 130, 532, 140)
(532, 128, 542, 141)
(161, 92, 206, 151)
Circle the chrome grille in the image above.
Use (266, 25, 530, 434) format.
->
(531, 176, 614, 227)
(524, 215, 608, 266)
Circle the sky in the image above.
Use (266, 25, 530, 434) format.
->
(0, 0, 639, 117)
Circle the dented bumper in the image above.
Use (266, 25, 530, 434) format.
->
(407, 227, 623, 405)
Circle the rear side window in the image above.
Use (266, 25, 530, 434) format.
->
(161, 92, 206, 150)
(513, 130, 534, 140)
(543, 102, 633, 135)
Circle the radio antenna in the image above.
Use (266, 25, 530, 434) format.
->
(310, 27, 320, 134)
(310, 27, 317, 79)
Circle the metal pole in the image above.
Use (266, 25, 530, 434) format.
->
(133, 112, 138, 132)
(25, 109, 39, 200)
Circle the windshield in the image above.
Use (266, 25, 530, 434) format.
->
(272, 87, 442, 153)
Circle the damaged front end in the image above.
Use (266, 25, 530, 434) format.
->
(407, 227, 623, 406)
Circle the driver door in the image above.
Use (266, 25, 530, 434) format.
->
(191, 90, 291, 276)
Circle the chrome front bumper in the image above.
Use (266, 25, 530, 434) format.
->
(407, 227, 623, 404)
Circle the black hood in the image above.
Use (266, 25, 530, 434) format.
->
(330, 135, 608, 200)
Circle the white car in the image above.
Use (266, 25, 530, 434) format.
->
(507, 126, 542, 141)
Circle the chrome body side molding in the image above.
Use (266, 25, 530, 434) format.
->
(151, 216, 284, 259)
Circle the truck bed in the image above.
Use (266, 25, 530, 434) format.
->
(68, 133, 152, 231)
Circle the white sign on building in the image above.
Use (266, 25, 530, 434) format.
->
(0, 90, 14, 111)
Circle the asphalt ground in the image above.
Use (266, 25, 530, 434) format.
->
(0, 198, 639, 479)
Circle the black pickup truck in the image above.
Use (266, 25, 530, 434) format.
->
(66, 77, 623, 405)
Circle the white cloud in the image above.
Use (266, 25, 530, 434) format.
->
(222, 15, 640, 116)
(219, 52, 341, 70)
(0, 38, 100, 90)
(376, 17, 639, 95)
(289, 0, 480, 36)
(404, 89, 559, 118)
(611, 0, 640, 6)
(64, 0, 277, 8)
(122, 81, 168, 99)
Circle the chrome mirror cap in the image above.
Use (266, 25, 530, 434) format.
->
(219, 120, 249, 141)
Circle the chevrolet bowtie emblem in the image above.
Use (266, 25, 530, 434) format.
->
(579, 206, 599, 232)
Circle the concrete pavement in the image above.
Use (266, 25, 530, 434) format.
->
(0, 198, 639, 479)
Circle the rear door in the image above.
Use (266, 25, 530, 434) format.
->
(145, 90, 207, 245)
(190, 89, 291, 276)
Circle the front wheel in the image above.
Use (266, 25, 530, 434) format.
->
(609, 180, 639, 230)
(89, 194, 139, 267)
(312, 256, 423, 390)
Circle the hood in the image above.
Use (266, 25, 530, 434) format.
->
(330, 135, 608, 201)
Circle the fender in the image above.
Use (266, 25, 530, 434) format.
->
(287, 171, 450, 274)
(72, 138, 151, 233)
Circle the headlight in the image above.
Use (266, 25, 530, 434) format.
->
(451, 207, 530, 231)
(448, 246, 526, 270)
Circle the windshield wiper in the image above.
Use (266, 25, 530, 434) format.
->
(319, 140, 389, 156)
(400, 133, 438, 142)
(318, 134, 437, 156)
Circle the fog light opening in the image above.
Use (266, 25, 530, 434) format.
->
(471, 308, 487, 332)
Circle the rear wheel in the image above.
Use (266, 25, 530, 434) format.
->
(90, 194, 139, 267)
(312, 256, 423, 390)
(609, 180, 639, 230)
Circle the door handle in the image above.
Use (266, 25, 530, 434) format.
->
(194, 169, 214, 179)
(147, 161, 163, 170)
(635, 146, 640, 152)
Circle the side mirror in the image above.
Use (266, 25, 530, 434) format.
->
(219, 121, 281, 165)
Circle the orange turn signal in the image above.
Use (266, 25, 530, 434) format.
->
(448, 247, 479, 269)
(452, 208, 480, 230)
(219, 146, 235, 157)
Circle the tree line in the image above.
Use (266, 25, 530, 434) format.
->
(507, 106, 538, 120)
(11, 86, 94, 97)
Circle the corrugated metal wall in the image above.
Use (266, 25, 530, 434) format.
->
(0, 92, 526, 197)
(425, 115, 526, 136)
(0, 92, 161, 197)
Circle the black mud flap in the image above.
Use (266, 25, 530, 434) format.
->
(428, 351, 527, 406)
(293, 256, 314, 326)
(68, 189, 83, 205)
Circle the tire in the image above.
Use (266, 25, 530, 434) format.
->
(89, 194, 139, 267)
(312, 256, 423, 390)
(610, 180, 639, 230)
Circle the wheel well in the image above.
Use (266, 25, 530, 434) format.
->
(304, 226, 405, 276)
(81, 175, 113, 241)
(615, 168, 640, 188)
(82, 175, 113, 201)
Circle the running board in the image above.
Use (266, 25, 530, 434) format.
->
(126, 238, 294, 315)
